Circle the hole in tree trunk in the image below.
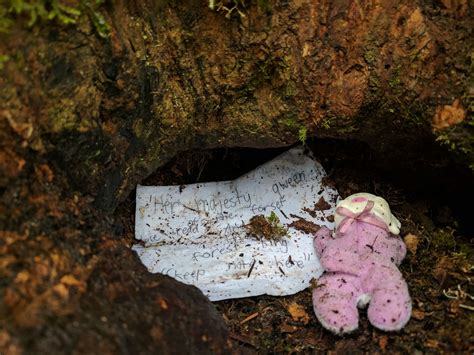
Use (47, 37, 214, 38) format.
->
(113, 138, 473, 351)
(116, 139, 473, 238)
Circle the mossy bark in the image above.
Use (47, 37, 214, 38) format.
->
(0, 0, 472, 353)
(2, 0, 472, 210)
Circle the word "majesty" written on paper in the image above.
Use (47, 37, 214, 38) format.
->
(133, 146, 339, 301)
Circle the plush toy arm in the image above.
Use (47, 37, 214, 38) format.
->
(313, 227, 333, 257)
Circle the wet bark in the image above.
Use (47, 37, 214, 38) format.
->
(2, 0, 473, 210)
(0, 0, 472, 353)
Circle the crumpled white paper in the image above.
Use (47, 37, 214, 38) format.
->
(133, 146, 339, 301)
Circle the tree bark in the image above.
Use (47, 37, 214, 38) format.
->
(0, 0, 472, 353)
(1, 0, 472, 210)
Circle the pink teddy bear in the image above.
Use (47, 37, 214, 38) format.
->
(312, 193, 411, 334)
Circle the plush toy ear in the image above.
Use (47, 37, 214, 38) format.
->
(351, 196, 368, 203)
(388, 214, 401, 235)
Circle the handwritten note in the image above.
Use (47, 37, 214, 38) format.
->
(133, 146, 339, 301)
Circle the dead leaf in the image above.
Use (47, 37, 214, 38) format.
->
(425, 339, 440, 348)
(459, 260, 473, 273)
(158, 298, 168, 310)
(0, 330, 11, 348)
(280, 322, 299, 333)
(0, 330, 22, 355)
(0, 255, 17, 269)
(288, 215, 321, 235)
(314, 197, 331, 210)
(60, 275, 82, 287)
(432, 256, 454, 286)
(0, 230, 28, 246)
(3, 110, 34, 140)
(404, 233, 419, 255)
(412, 309, 426, 320)
(53, 283, 69, 299)
(432, 98, 466, 130)
(287, 303, 310, 325)
(3, 288, 22, 308)
(35, 164, 54, 183)
(33, 258, 50, 278)
(448, 300, 461, 315)
(14, 271, 30, 283)
(0, 149, 26, 179)
(378, 335, 388, 351)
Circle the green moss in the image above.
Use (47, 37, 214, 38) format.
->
(403, 101, 431, 127)
(284, 80, 297, 97)
(48, 97, 97, 133)
(363, 48, 378, 68)
(0, 54, 9, 69)
(246, 211, 288, 241)
(257, 0, 271, 12)
(82, 0, 109, 39)
(434, 90, 474, 170)
(280, 117, 298, 128)
(431, 227, 457, 252)
(435, 120, 474, 169)
(316, 111, 362, 137)
(338, 123, 358, 134)
(388, 65, 402, 89)
(298, 126, 307, 145)
(0, 4, 13, 32)
(383, 97, 430, 128)
(8, 0, 81, 26)
(0, 0, 109, 38)
(48, 98, 77, 132)
(319, 115, 337, 130)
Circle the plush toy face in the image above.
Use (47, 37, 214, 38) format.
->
(334, 193, 401, 235)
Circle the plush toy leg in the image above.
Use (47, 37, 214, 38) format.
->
(365, 268, 412, 331)
(312, 273, 362, 334)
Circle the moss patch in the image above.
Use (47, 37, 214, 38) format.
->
(245, 212, 288, 241)
(435, 98, 474, 170)
(0, 0, 110, 38)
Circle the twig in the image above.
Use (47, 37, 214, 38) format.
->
(459, 304, 474, 311)
(229, 332, 256, 347)
(240, 312, 259, 325)
(247, 259, 256, 278)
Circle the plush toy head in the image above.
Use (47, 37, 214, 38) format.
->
(334, 193, 401, 235)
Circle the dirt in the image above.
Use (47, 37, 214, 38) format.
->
(245, 214, 288, 241)
(117, 140, 474, 353)
(288, 216, 321, 235)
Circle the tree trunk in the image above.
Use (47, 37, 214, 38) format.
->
(0, 0, 472, 353)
